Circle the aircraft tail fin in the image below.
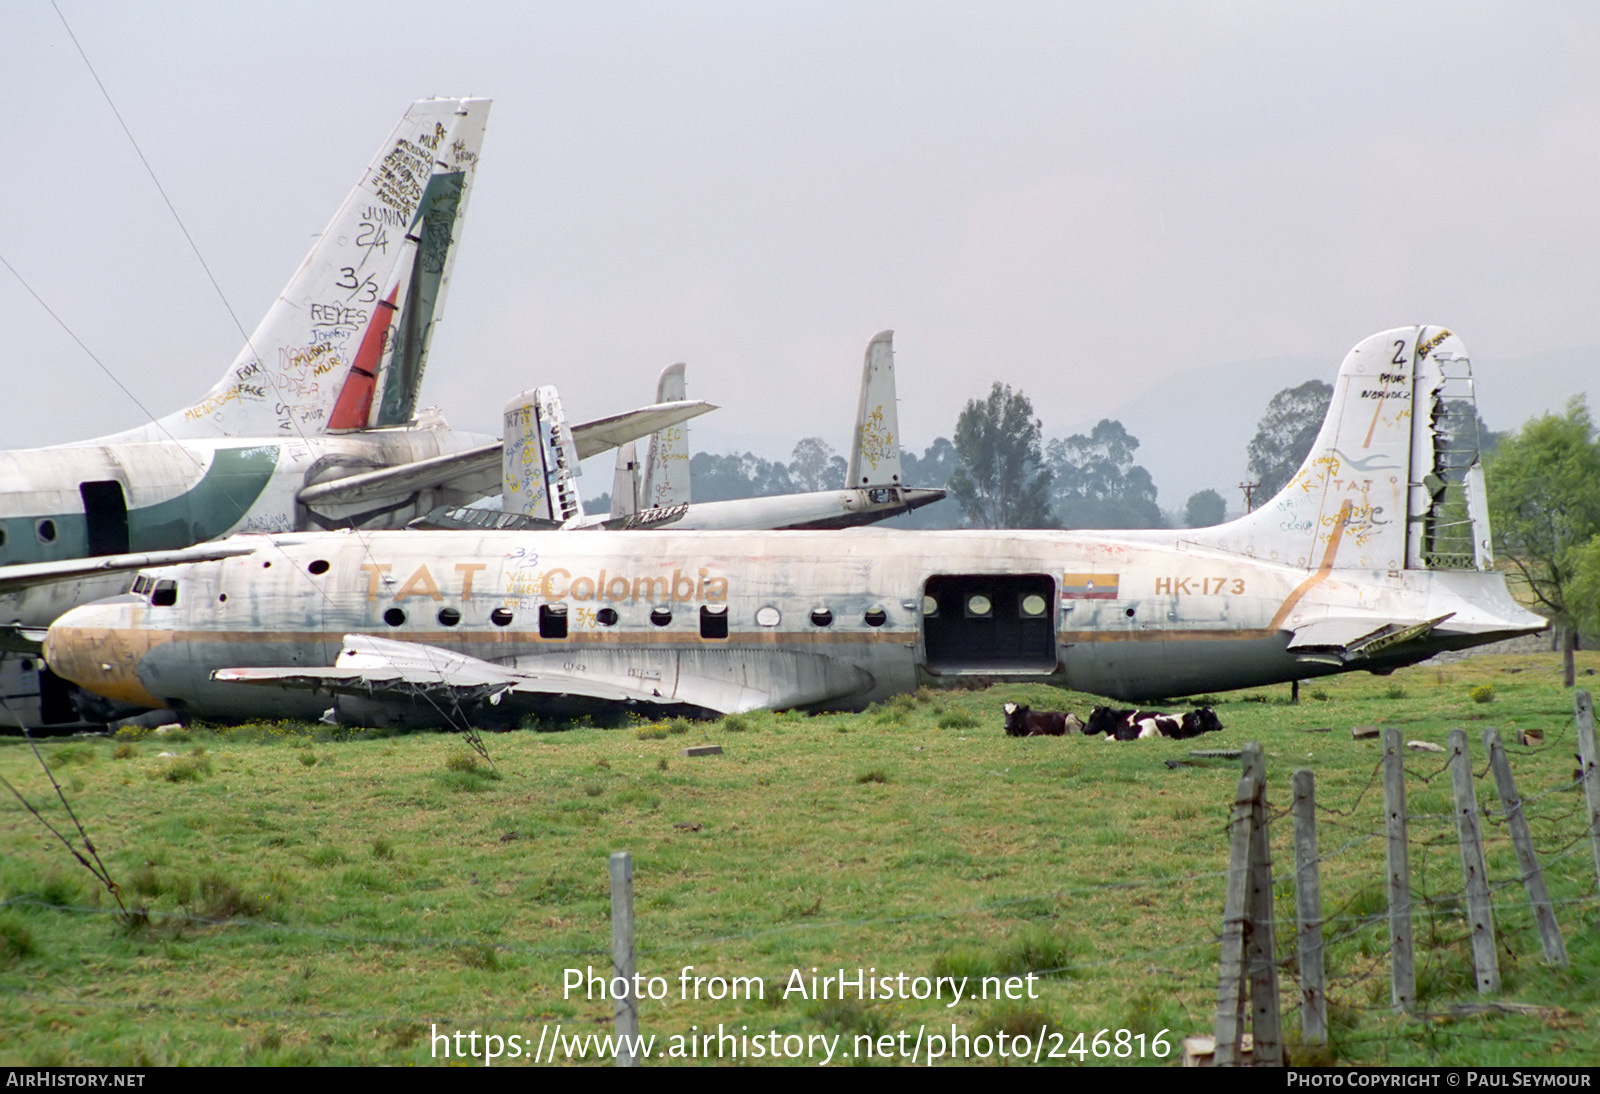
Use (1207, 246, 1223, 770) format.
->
(1190, 326, 1494, 572)
(640, 363, 691, 508)
(845, 330, 904, 488)
(610, 442, 640, 520)
(503, 386, 585, 524)
(139, 98, 490, 440)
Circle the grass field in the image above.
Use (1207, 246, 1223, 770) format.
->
(2, 649, 1599, 1067)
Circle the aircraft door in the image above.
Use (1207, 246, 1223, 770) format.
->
(920, 574, 1056, 673)
(79, 481, 129, 556)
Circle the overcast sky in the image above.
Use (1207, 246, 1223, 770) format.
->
(5, 2, 1599, 507)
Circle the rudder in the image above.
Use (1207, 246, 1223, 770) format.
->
(640, 362, 691, 508)
(845, 330, 904, 488)
(1193, 326, 1491, 573)
(140, 98, 490, 440)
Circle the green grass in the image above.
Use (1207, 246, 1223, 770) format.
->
(0, 649, 1597, 1065)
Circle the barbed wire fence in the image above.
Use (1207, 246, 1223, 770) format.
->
(0, 692, 1596, 1066)
(1208, 689, 1599, 1067)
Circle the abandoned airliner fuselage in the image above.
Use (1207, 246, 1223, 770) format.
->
(42, 326, 1546, 725)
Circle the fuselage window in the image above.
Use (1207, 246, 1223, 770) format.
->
(965, 594, 992, 618)
(384, 607, 406, 627)
(755, 606, 780, 627)
(810, 608, 833, 627)
(151, 580, 178, 608)
(596, 607, 618, 626)
(490, 608, 514, 627)
(1020, 594, 1048, 618)
(864, 608, 887, 627)
(699, 605, 729, 640)
(35, 519, 56, 544)
(308, 559, 330, 576)
(437, 607, 461, 627)
(540, 604, 569, 639)
(650, 607, 673, 627)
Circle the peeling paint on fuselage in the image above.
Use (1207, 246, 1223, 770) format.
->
(44, 526, 1543, 726)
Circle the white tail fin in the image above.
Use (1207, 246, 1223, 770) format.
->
(503, 387, 585, 524)
(640, 362, 691, 507)
(845, 330, 904, 488)
(610, 441, 640, 519)
(136, 98, 490, 440)
(1192, 326, 1492, 572)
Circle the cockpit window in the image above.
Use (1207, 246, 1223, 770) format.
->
(151, 579, 178, 607)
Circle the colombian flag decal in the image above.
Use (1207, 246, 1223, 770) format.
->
(1061, 573, 1119, 600)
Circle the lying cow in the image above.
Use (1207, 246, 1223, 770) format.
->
(1088, 705, 1225, 741)
(1002, 702, 1084, 737)
(1087, 706, 1163, 740)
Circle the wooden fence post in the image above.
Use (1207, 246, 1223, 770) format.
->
(1215, 742, 1262, 1066)
(1383, 729, 1415, 1012)
(1447, 729, 1499, 994)
(1292, 768, 1328, 1046)
(1575, 691, 1600, 913)
(1244, 742, 1283, 1067)
(610, 850, 639, 1066)
(1483, 728, 1568, 966)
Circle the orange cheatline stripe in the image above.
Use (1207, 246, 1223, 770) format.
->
(1363, 391, 1386, 449)
(1266, 500, 1353, 632)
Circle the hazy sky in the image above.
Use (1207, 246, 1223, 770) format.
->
(6, 2, 1599, 505)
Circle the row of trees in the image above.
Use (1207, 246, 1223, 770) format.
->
(939, 380, 1330, 530)
(659, 379, 1341, 531)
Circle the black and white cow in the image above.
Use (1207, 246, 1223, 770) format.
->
(1002, 702, 1084, 737)
(1087, 705, 1225, 740)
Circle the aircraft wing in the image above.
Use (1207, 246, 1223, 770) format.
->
(0, 542, 263, 594)
(295, 401, 717, 511)
(213, 633, 874, 714)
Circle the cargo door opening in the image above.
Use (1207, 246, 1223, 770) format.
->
(80, 481, 129, 556)
(921, 574, 1056, 673)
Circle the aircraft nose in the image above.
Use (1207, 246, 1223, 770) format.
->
(43, 601, 167, 710)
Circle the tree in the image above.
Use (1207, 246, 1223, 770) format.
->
(1184, 488, 1227, 527)
(1247, 380, 1333, 498)
(787, 437, 845, 493)
(1486, 396, 1600, 687)
(946, 383, 1056, 529)
(689, 451, 795, 501)
(1569, 534, 1600, 642)
(1045, 419, 1165, 529)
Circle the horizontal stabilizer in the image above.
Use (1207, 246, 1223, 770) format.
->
(574, 399, 716, 459)
(1289, 614, 1455, 663)
(294, 401, 715, 512)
